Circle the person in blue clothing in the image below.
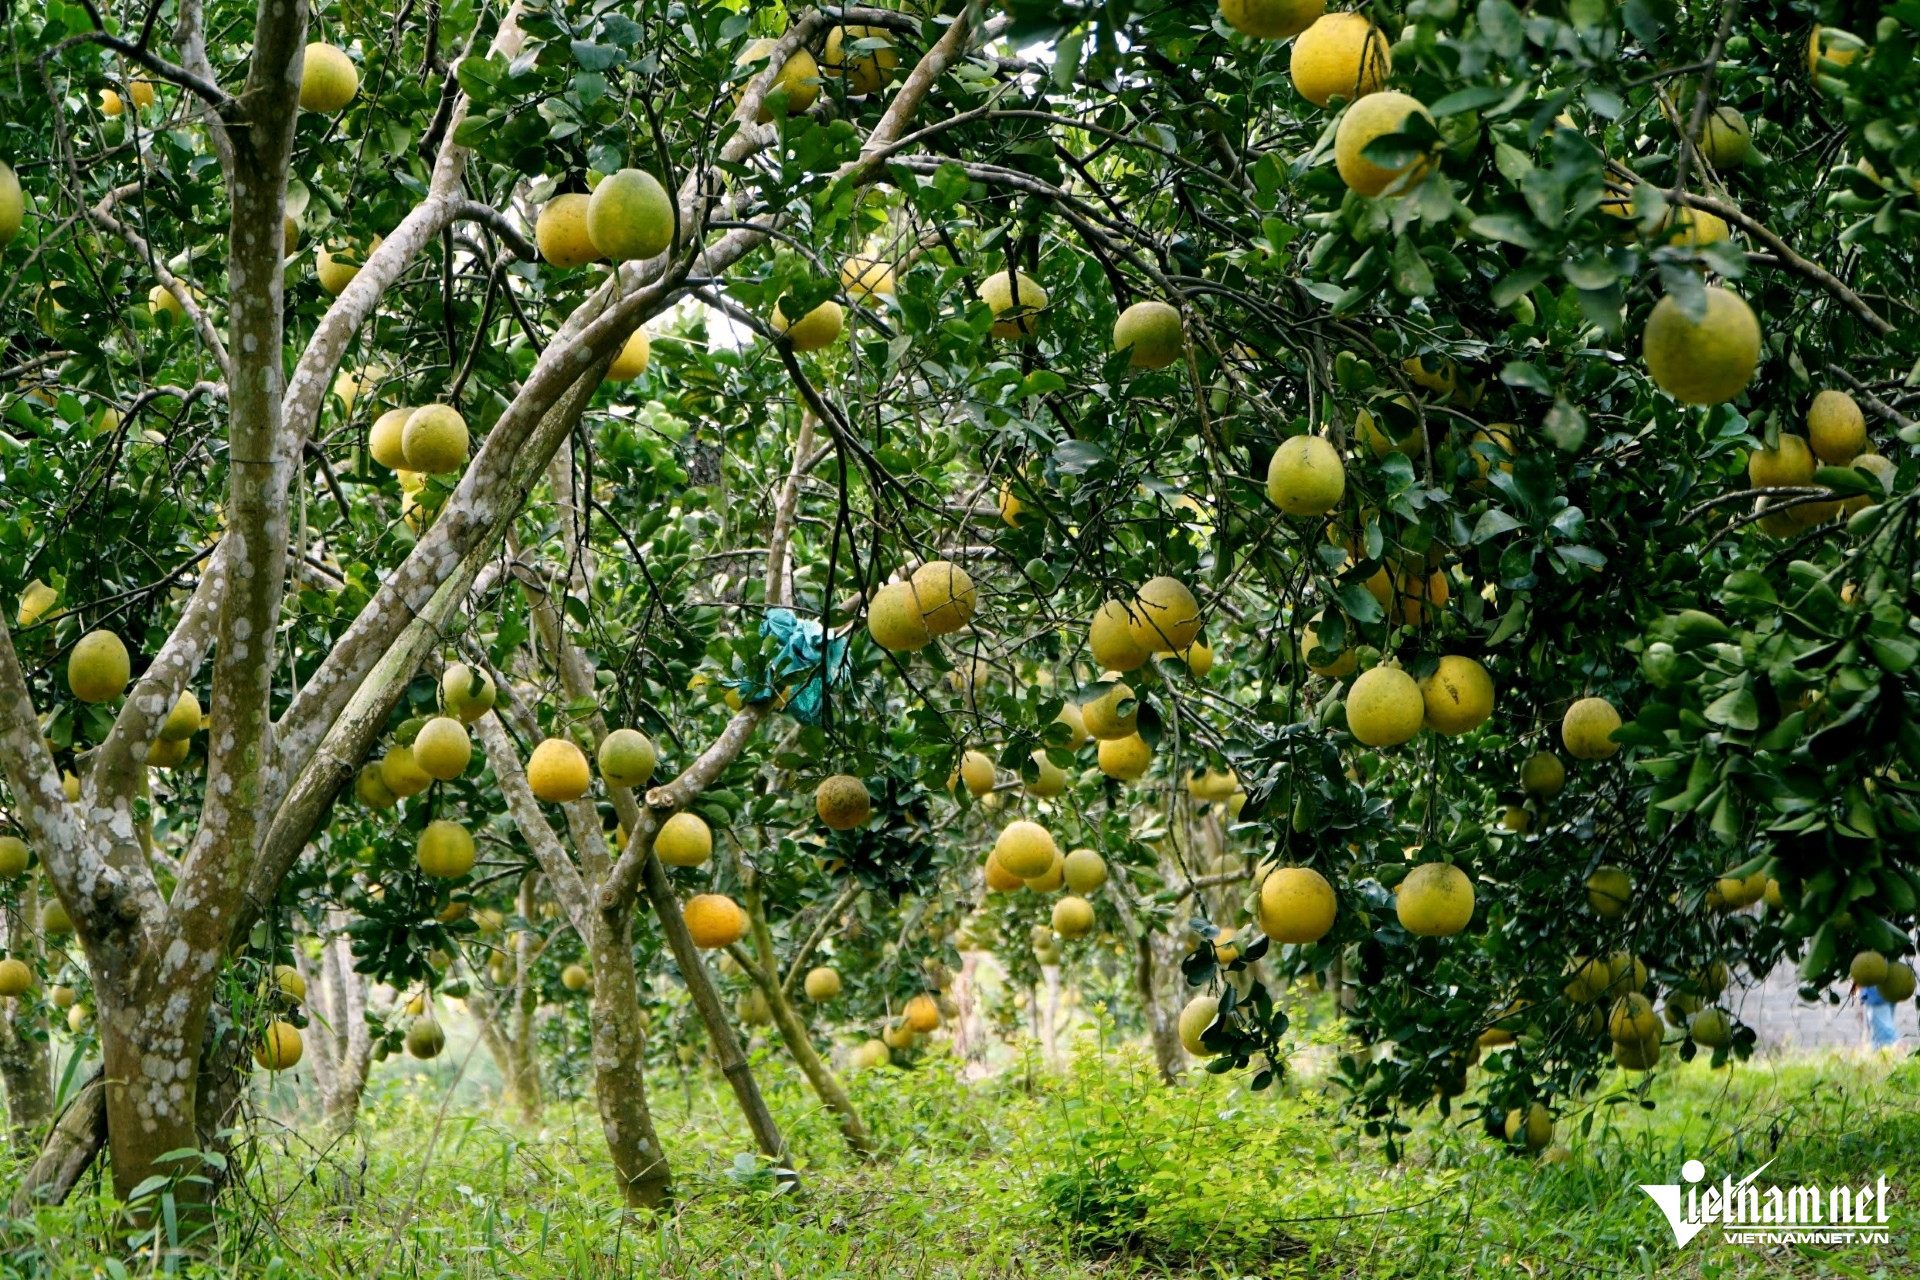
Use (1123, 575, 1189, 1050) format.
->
(1861, 983, 1898, 1051)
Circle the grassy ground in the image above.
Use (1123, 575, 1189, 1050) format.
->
(2, 1028, 1916, 1279)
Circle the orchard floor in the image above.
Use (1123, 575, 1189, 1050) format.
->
(3, 1036, 1917, 1280)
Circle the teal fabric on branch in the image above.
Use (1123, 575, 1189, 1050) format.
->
(720, 607, 848, 726)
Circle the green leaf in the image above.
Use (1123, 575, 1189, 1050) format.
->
(1429, 85, 1511, 117)
(1468, 212, 1540, 248)
(1703, 684, 1759, 731)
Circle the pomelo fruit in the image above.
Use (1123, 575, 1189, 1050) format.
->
(254, 1021, 304, 1070)
(412, 716, 471, 781)
(1397, 862, 1474, 936)
(1849, 949, 1888, 987)
(1128, 576, 1201, 653)
(535, 194, 600, 268)
(1334, 91, 1436, 196)
(823, 26, 897, 95)
(1642, 286, 1760, 405)
(867, 580, 930, 651)
(1291, 13, 1390, 107)
(774, 298, 843, 351)
(1345, 665, 1424, 747)
(1586, 866, 1631, 918)
(316, 236, 381, 295)
(957, 749, 995, 798)
(1268, 435, 1346, 515)
(381, 745, 436, 799)
(804, 966, 842, 1001)
(1561, 697, 1621, 760)
(562, 963, 590, 991)
(598, 728, 656, 788)
(1420, 656, 1493, 736)
(1879, 961, 1915, 1003)
(417, 820, 475, 878)
(984, 851, 1025, 893)
(1063, 848, 1107, 893)
(441, 663, 495, 722)
(355, 765, 397, 809)
(1505, 1102, 1553, 1150)
(1302, 616, 1357, 679)
(1178, 993, 1221, 1056)
(839, 254, 896, 299)
(1113, 300, 1184, 369)
(527, 738, 591, 802)
(904, 994, 941, 1032)
(406, 1017, 446, 1059)
(683, 894, 747, 949)
(1747, 434, 1815, 488)
(655, 812, 713, 866)
(1220, 0, 1324, 39)
(605, 328, 651, 381)
(1688, 1006, 1732, 1048)
(1806, 390, 1865, 464)
(368, 407, 413, 470)
(300, 43, 359, 112)
(158, 690, 201, 742)
(0, 837, 27, 878)
(402, 405, 469, 474)
(1089, 601, 1150, 671)
(586, 168, 674, 262)
(1098, 733, 1153, 781)
(0, 161, 22, 246)
(993, 820, 1058, 880)
(978, 268, 1048, 338)
(1521, 750, 1564, 796)
(0, 958, 32, 997)
(736, 38, 820, 121)
(18, 580, 58, 627)
(1024, 751, 1068, 798)
(1259, 866, 1337, 944)
(68, 630, 130, 703)
(911, 560, 976, 635)
(1052, 895, 1095, 938)
(1697, 107, 1750, 168)
(816, 774, 871, 829)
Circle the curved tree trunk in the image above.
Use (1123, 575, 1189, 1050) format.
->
(586, 906, 671, 1208)
(740, 877, 870, 1155)
(8, 1071, 106, 1215)
(0, 883, 53, 1151)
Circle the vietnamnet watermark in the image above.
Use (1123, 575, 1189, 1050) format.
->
(1640, 1157, 1895, 1247)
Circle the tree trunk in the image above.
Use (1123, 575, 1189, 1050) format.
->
(585, 906, 671, 1208)
(312, 921, 373, 1135)
(741, 878, 870, 1155)
(508, 877, 544, 1127)
(0, 884, 53, 1151)
(1110, 881, 1184, 1084)
(9, 1071, 107, 1215)
(95, 968, 215, 1206)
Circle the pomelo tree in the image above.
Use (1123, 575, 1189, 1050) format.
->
(2, 0, 1918, 1224)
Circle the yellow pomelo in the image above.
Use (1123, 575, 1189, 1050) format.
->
(1113, 300, 1185, 369)
(816, 774, 872, 829)
(868, 580, 931, 651)
(562, 964, 590, 991)
(804, 966, 842, 1001)
(158, 689, 202, 741)
(1608, 992, 1659, 1044)
(0, 958, 32, 997)
(1054, 701, 1090, 749)
(1098, 733, 1153, 781)
(1259, 866, 1337, 944)
(1128, 576, 1202, 653)
(1302, 616, 1357, 679)
(1178, 993, 1221, 1056)
(978, 268, 1048, 338)
(1808, 24, 1863, 78)
(736, 38, 820, 121)
(368, 407, 413, 470)
(0, 836, 28, 878)
(101, 88, 126, 116)
(0, 161, 20, 247)
(999, 482, 1026, 526)
(1024, 750, 1068, 798)
(355, 765, 397, 808)
(683, 894, 747, 949)
(300, 43, 358, 113)
(1586, 866, 1631, 919)
(904, 994, 942, 1032)
(18, 579, 59, 627)
(606, 328, 651, 381)
(146, 736, 190, 769)
(42, 899, 72, 936)
(957, 749, 996, 798)
(273, 965, 306, 1001)
(1052, 895, 1095, 938)
(1665, 207, 1728, 248)
(527, 737, 592, 802)
(254, 1021, 305, 1071)
(1063, 848, 1107, 893)
(1642, 287, 1761, 406)
(1806, 390, 1866, 464)
(535, 194, 600, 268)
(417, 820, 475, 878)
(840, 254, 896, 299)
(1505, 1102, 1553, 1150)
(1561, 697, 1621, 760)
(993, 820, 1058, 880)
(1221, 0, 1324, 38)
(402, 405, 469, 474)
(1688, 1007, 1732, 1047)
(823, 26, 898, 95)
(586, 168, 674, 262)
(1420, 655, 1494, 736)
(1268, 435, 1346, 515)
(441, 663, 496, 722)
(1879, 961, 1915, 1003)
(1345, 665, 1424, 747)
(1746, 434, 1814, 489)
(1090, 601, 1150, 671)
(911, 560, 976, 635)
(315, 236, 381, 295)
(1182, 638, 1214, 678)
(1397, 862, 1475, 936)
(1468, 424, 1517, 484)
(412, 717, 471, 781)
(656, 812, 713, 866)
(406, 1017, 446, 1059)
(1698, 107, 1750, 168)
(1291, 13, 1390, 107)
(68, 630, 130, 703)
(1355, 406, 1424, 458)
(1081, 681, 1137, 740)
(1334, 92, 1436, 196)
(598, 728, 657, 788)
(774, 298, 844, 352)
(852, 1039, 891, 1069)
(984, 851, 1025, 893)
(1849, 949, 1888, 987)
(284, 216, 301, 251)
(148, 285, 188, 323)
(1501, 804, 1531, 834)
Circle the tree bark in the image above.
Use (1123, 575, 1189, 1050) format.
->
(311, 917, 373, 1135)
(585, 906, 670, 1207)
(0, 882, 53, 1152)
(740, 877, 870, 1155)
(9, 1072, 107, 1215)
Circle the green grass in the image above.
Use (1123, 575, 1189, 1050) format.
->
(3, 1031, 1916, 1279)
